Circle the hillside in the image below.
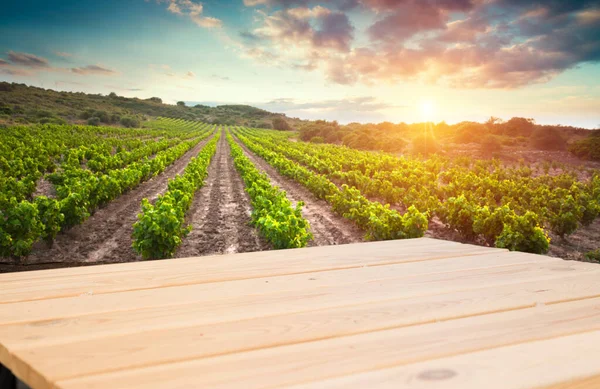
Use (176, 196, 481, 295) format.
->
(0, 82, 299, 129)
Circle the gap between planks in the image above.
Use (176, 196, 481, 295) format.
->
(0, 239, 503, 304)
(52, 296, 600, 389)
(0, 251, 576, 325)
(6, 274, 600, 386)
(2, 261, 600, 389)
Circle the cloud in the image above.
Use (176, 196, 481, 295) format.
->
(157, 0, 222, 29)
(367, 2, 448, 43)
(238, 0, 600, 89)
(211, 74, 230, 81)
(7, 51, 50, 68)
(192, 16, 222, 28)
(0, 67, 34, 77)
(251, 6, 354, 53)
(54, 51, 73, 58)
(0, 59, 9, 66)
(185, 71, 196, 78)
(105, 84, 143, 92)
(264, 96, 397, 112)
(71, 64, 118, 76)
(243, 0, 359, 10)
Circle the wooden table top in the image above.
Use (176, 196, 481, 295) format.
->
(1, 238, 599, 389)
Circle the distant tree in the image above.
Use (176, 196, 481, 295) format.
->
(454, 122, 486, 144)
(486, 116, 503, 126)
(87, 116, 101, 126)
(120, 116, 140, 128)
(480, 135, 502, 154)
(411, 133, 440, 155)
(272, 117, 293, 131)
(176, 101, 186, 107)
(108, 92, 118, 98)
(531, 128, 566, 150)
(147, 97, 162, 104)
(503, 117, 536, 137)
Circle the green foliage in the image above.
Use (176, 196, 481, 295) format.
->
(87, 116, 101, 126)
(439, 195, 477, 240)
(530, 127, 566, 150)
(228, 132, 312, 249)
(411, 132, 440, 155)
(480, 135, 502, 154)
(569, 131, 600, 161)
(235, 129, 428, 241)
(120, 116, 140, 128)
(546, 193, 584, 237)
(34, 196, 64, 243)
(0, 118, 214, 260)
(0, 198, 44, 258)
(132, 131, 219, 259)
(585, 249, 600, 262)
(272, 117, 293, 131)
(495, 211, 550, 254)
(473, 205, 510, 245)
(235, 126, 598, 254)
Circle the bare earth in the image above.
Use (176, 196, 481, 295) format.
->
(175, 130, 269, 258)
(234, 134, 365, 246)
(1, 135, 597, 273)
(0, 137, 212, 272)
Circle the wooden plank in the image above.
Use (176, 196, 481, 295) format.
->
(53, 297, 600, 389)
(282, 330, 600, 389)
(0, 253, 580, 325)
(0, 238, 462, 283)
(1, 269, 600, 351)
(7, 276, 600, 385)
(539, 375, 600, 389)
(0, 238, 500, 304)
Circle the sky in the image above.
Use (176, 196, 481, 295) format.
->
(1, 0, 599, 128)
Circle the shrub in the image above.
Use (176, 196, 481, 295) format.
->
(585, 249, 600, 262)
(272, 117, 293, 131)
(411, 133, 440, 155)
(120, 116, 140, 128)
(531, 128, 566, 150)
(495, 211, 550, 254)
(87, 116, 101, 126)
(454, 122, 485, 144)
(569, 132, 600, 161)
(310, 136, 324, 144)
(176, 101, 186, 106)
(480, 135, 502, 154)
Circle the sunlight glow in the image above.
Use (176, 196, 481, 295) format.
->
(419, 100, 435, 120)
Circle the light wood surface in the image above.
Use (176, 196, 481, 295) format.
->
(0, 238, 598, 389)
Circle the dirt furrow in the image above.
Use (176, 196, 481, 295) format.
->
(175, 130, 268, 258)
(233, 134, 364, 247)
(23, 136, 214, 266)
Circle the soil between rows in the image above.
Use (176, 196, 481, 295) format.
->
(175, 130, 269, 257)
(1, 136, 214, 272)
(233, 134, 365, 246)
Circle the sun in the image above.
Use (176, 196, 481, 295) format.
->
(419, 100, 436, 120)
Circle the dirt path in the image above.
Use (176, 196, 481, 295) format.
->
(233, 134, 364, 246)
(19, 136, 214, 267)
(175, 130, 269, 258)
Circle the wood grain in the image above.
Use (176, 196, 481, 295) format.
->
(1, 239, 598, 389)
(55, 297, 600, 389)
(0, 239, 500, 304)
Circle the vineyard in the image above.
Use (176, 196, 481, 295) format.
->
(1, 119, 599, 271)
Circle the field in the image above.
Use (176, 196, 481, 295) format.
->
(1, 118, 599, 272)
